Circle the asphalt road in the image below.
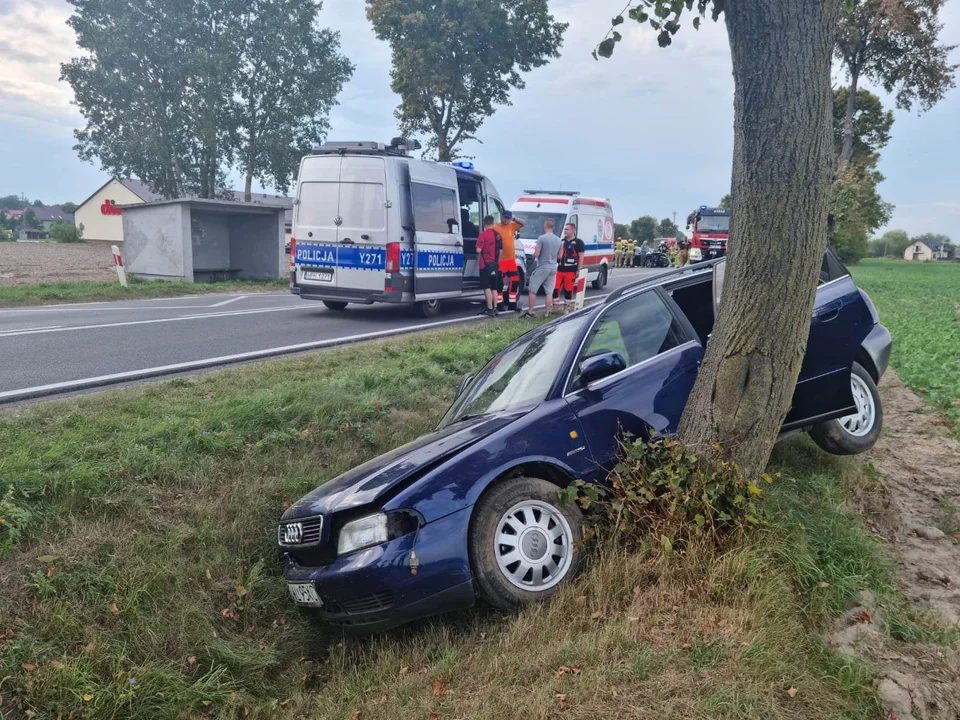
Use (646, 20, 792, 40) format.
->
(0, 267, 663, 404)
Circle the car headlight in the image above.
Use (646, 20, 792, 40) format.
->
(337, 514, 388, 555)
(690, 248, 702, 261)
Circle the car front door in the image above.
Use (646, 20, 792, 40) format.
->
(564, 289, 703, 474)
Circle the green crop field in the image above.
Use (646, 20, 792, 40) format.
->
(851, 259, 960, 430)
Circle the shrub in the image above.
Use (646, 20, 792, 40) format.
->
(50, 221, 84, 243)
(564, 438, 769, 552)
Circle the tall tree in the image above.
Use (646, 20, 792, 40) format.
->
(630, 215, 658, 244)
(875, 229, 910, 257)
(234, 0, 353, 200)
(59, 202, 79, 215)
(835, 0, 956, 170)
(614, 222, 633, 240)
(832, 87, 893, 168)
(366, 0, 568, 161)
(601, 0, 841, 478)
(719, 193, 732, 210)
(657, 217, 680, 239)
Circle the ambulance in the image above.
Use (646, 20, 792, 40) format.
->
(290, 139, 507, 317)
(509, 191, 615, 290)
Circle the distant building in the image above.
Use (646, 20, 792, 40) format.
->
(904, 238, 954, 262)
(15, 205, 75, 240)
(74, 177, 293, 245)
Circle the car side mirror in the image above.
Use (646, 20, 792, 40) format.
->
(456, 372, 473, 397)
(578, 352, 627, 387)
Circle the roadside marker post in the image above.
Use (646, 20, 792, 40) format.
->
(573, 268, 589, 311)
(111, 245, 128, 288)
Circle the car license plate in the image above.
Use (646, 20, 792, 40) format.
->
(303, 270, 333, 282)
(287, 583, 323, 607)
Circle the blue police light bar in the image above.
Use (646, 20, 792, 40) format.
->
(453, 161, 474, 170)
(699, 205, 708, 210)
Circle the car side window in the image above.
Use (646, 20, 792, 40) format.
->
(579, 291, 686, 372)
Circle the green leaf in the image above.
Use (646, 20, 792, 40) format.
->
(37, 555, 58, 563)
(612, 14, 624, 26)
(660, 534, 673, 556)
(694, 514, 706, 527)
(693, 16, 701, 30)
(612, 31, 622, 42)
(597, 38, 617, 58)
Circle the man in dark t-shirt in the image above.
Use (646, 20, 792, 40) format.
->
(553, 223, 586, 310)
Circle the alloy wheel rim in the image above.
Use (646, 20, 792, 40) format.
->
(494, 500, 573, 591)
(839, 374, 875, 437)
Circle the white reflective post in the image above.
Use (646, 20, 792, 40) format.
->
(573, 268, 589, 310)
(111, 245, 128, 287)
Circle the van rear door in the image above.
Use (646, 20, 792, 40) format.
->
(408, 162, 464, 299)
(336, 156, 389, 295)
(294, 157, 341, 287)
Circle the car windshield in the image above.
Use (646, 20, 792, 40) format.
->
(512, 212, 569, 240)
(441, 316, 588, 425)
(697, 214, 730, 234)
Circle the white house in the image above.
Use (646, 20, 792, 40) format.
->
(904, 238, 954, 262)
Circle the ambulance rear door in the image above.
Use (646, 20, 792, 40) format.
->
(408, 161, 464, 299)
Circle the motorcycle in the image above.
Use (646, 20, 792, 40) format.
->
(642, 241, 671, 268)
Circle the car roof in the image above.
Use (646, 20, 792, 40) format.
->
(603, 258, 723, 304)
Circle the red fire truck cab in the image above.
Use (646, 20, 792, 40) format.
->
(687, 206, 730, 263)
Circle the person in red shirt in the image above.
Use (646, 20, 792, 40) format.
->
(474, 215, 502, 317)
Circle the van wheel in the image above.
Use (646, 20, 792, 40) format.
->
(592, 267, 607, 290)
(470, 477, 583, 611)
(322, 301, 348, 311)
(809, 362, 883, 455)
(416, 299, 442, 318)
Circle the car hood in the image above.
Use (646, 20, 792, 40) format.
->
(283, 410, 527, 518)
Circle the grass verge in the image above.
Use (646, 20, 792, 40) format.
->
(0, 277, 289, 307)
(0, 318, 906, 719)
(851, 259, 960, 429)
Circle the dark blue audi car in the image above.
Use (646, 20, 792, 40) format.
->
(278, 250, 891, 631)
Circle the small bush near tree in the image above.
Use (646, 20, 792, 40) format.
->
(50, 222, 84, 243)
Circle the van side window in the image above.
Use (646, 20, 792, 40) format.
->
(567, 214, 578, 235)
(412, 183, 458, 234)
(490, 198, 504, 225)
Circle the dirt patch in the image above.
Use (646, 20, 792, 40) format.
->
(831, 372, 960, 720)
(0, 242, 117, 285)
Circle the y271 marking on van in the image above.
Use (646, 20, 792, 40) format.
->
(358, 251, 385, 268)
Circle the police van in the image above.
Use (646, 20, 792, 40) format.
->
(510, 191, 615, 290)
(290, 139, 508, 317)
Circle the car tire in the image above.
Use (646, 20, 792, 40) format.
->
(592, 266, 607, 290)
(416, 299, 442, 318)
(809, 362, 883, 455)
(322, 301, 348, 311)
(469, 477, 582, 611)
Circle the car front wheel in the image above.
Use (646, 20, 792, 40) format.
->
(809, 362, 883, 455)
(592, 266, 607, 290)
(469, 477, 582, 610)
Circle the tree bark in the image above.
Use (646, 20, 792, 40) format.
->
(436, 132, 452, 162)
(838, 65, 860, 170)
(676, 0, 841, 479)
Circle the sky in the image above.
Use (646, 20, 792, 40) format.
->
(2, 0, 959, 238)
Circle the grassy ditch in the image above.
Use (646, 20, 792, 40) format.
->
(0, 317, 912, 719)
(852, 259, 960, 430)
(0, 277, 289, 307)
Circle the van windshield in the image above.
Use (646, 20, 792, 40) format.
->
(513, 212, 569, 240)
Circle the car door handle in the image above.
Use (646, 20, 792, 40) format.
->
(360, 234, 370, 240)
(815, 300, 842, 322)
(340, 238, 355, 245)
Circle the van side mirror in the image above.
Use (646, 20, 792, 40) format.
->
(447, 219, 460, 234)
(578, 352, 627, 387)
(456, 372, 473, 397)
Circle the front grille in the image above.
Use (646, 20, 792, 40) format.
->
(342, 591, 394, 615)
(278, 515, 323, 547)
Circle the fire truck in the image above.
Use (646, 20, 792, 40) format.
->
(686, 206, 730, 263)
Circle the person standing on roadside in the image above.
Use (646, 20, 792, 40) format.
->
(677, 235, 690, 267)
(554, 223, 585, 312)
(614, 236, 623, 268)
(522, 219, 562, 318)
(493, 210, 524, 312)
(625, 236, 636, 267)
(475, 215, 502, 317)
(639, 239, 650, 266)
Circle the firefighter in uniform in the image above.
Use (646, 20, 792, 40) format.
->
(493, 211, 524, 312)
(625, 237, 636, 267)
(554, 222, 585, 311)
(614, 237, 623, 268)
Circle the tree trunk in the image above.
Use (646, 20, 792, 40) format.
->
(244, 167, 254, 202)
(436, 133, 452, 162)
(838, 65, 859, 170)
(676, 0, 840, 479)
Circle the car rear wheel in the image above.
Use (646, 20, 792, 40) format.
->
(322, 301, 348, 311)
(809, 362, 883, 455)
(416, 299, 442, 318)
(592, 266, 607, 290)
(469, 477, 582, 610)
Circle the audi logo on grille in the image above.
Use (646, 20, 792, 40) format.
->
(282, 522, 303, 545)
